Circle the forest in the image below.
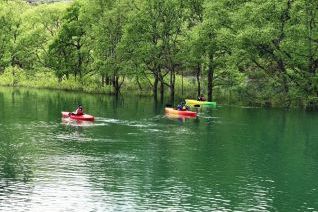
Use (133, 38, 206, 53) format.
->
(0, 0, 318, 109)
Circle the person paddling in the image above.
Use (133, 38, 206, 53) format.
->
(70, 105, 84, 116)
(197, 94, 206, 101)
(177, 101, 189, 111)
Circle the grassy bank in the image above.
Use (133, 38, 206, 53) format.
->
(0, 67, 201, 100)
(0, 67, 308, 108)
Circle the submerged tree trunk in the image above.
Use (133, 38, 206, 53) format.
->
(112, 75, 118, 96)
(112, 74, 125, 97)
(207, 57, 214, 102)
(153, 73, 159, 101)
(160, 80, 164, 103)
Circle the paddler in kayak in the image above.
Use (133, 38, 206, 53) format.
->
(70, 105, 84, 116)
(177, 101, 189, 111)
(197, 94, 206, 101)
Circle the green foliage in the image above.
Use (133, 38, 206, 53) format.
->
(21, 3, 67, 69)
(0, 0, 29, 70)
(1, 0, 318, 108)
(90, 0, 134, 94)
(48, 1, 91, 79)
(0, 66, 27, 86)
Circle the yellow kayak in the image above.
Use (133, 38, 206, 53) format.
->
(185, 99, 216, 107)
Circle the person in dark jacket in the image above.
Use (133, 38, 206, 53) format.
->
(177, 101, 189, 111)
(71, 105, 84, 115)
(197, 94, 206, 101)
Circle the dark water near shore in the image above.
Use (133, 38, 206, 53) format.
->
(0, 87, 318, 211)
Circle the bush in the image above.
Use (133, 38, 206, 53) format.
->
(0, 66, 27, 86)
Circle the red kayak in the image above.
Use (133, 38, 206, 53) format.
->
(165, 107, 197, 117)
(61, 112, 95, 121)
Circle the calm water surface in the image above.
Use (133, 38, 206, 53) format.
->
(0, 87, 318, 211)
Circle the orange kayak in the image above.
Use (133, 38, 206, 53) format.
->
(165, 107, 197, 117)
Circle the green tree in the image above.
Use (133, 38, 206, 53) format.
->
(284, 0, 318, 108)
(122, 0, 186, 102)
(16, 3, 66, 71)
(90, 0, 134, 96)
(233, 0, 294, 105)
(48, 1, 90, 80)
(187, 0, 232, 101)
(0, 0, 28, 71)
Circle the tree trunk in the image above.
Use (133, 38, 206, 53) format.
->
(170, 67, 175, 103)
(181, 70, 184, 96)
(153, 73, 158, 101)
(278, 59, 288, 94)
(114, 75, 124, 97)
(101, 74, 105, 86)
(136, 77, 143, 91)
(207, 62, 214, 102)
(196, 63, 201, 97)
(112, 75, 120, 96)
(306, 10, 318, 75)
(76, 40, 82, 79)
(112, 75, 116, 94)
(106, 75, 111, 85)
(160, 80, 164, 103)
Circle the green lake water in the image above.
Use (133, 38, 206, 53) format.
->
(1, 87, 318, 211)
